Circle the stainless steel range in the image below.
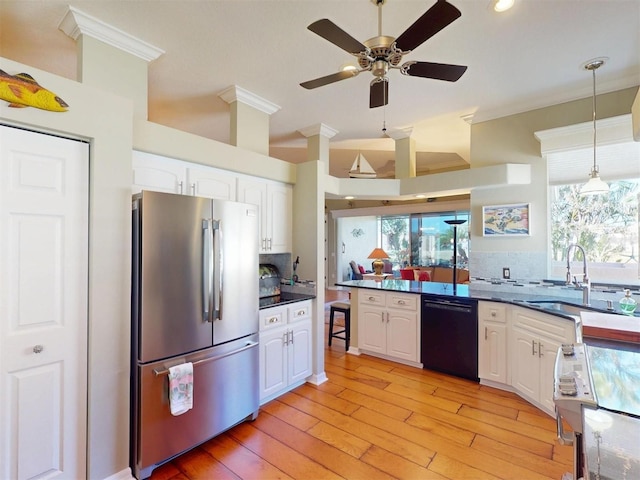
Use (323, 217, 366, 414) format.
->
(554, 343, 640, 480)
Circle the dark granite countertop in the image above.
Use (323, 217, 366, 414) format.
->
(335, 279, 636, 321)
(259, 291, 315, 309)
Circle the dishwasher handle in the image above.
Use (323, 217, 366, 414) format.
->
(423, 300, 473, 314)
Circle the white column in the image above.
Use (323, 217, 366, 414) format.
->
(387, 127, 416, 179)
(218, 85, 281, 156)
(298, 123, 339, 175)
(58, 6, 164, 120)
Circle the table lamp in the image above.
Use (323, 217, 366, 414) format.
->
(367, 248, 389, 275)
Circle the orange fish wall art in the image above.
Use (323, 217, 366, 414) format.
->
(0, 69, 68, 112)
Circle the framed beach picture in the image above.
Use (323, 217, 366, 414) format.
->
(482, 203, 530, 236)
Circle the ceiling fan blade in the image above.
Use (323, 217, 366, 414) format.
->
(395, 0, 462, 52)
(300, 70, 358, 90)
(402, 61, 467, 82)
(307, 19, 367, 54)
(370, 79, 389, 108)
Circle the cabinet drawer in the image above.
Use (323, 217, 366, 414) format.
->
(359, 291, 386, 307)
(260, 305, 287, 331)
(387, 293, 418, 311)
(290, 300, 312, 323)
(479, 302, 507, 323)
(512, 306, 576, 341)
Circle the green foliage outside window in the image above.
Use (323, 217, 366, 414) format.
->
(550, 180, 639, 264)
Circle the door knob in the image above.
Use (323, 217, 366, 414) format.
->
(33, 345, 44, 354)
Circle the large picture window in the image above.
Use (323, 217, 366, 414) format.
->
(549, 180, 639, 285)
(409, 212, 470, 268)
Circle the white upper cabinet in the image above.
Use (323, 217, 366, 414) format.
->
(132, 151, 187, 194)
(132, 151, 293, 253)
(237, 178, 292, 253)
(132, 151, 237, 200)
(188, 165, 237, 200)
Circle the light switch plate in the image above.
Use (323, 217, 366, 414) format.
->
(502, 267, 510, 279)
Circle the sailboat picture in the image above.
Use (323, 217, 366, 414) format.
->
(349, 153, 377, 179)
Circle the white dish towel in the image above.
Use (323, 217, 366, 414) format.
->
(168, 362, 194, 416)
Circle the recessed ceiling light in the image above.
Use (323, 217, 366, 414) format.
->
(492, 0, 514, 12)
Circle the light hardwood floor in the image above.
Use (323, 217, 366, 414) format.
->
(149, 290, 573, 480)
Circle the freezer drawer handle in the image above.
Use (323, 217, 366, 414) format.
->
(152, 341, 258, 376)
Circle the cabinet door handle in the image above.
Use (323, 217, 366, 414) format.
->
(268, 238, 272, 250)
(369, 296, 376, 301)
(190, 183, 196, 195)
(398, 300, 405, 305)
(538, 343, 543, 357)
(283, 331, 289, 346)
(386, 312, 390, 323)
(289, 330, 294, 345)
(381, 312, 385, 322)
(484, 327, 488, 340)
(491, 311, 496, 317)
(178, 180, 183, 194)
(532, 340, 537, 356)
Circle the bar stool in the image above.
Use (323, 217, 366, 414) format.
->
(328, 301, 351, 350)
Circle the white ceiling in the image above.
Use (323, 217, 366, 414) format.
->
(1, 0, 639, 178)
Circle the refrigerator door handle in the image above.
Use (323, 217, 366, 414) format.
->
(203, 219, 214, 323)
(212, 219, 222, 321)
(152, 340, 259, 376)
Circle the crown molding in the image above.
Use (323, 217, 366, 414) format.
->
(535, 114, 632, 155)
(218, 85, 281, 115)
(58, 6, 164, 62)
(298, 123, 339, 139)
(386, 127, 413, 140)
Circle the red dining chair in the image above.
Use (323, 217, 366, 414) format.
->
(400, 269, 414, 280)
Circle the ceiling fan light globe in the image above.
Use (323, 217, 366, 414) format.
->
(493, 0, 515, 13)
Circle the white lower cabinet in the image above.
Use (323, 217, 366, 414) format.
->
(478, 301, 579, 416)
(259, 300, 312, 403)
(478, 302, 508, 384)
(358, 291, 419, 365)
(510, 306, 575, 413)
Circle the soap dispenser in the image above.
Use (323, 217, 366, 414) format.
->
(619, 289, 637, 315)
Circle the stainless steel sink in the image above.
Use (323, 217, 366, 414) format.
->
(525, 300, 585, 316)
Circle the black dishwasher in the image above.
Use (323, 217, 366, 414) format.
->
(421, 297, 478, 382)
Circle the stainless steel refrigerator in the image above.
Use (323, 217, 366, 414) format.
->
(130, 190, 260, 479)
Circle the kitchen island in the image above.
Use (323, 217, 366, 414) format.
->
(336, 278, 637, 417)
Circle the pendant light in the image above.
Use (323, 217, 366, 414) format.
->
(579, 58, 609, 196)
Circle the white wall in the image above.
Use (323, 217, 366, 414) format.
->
(0, 55, 315, 479)
(469, 87, 639, 281)
(1, 57, 132, 479)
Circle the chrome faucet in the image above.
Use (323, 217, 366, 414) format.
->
(566, 243, 590, 306)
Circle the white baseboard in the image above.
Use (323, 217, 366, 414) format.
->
(307, 371, 328, 385)
(102, 467, 134, 480)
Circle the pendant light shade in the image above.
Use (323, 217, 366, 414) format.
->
(579, 58, 609, 196)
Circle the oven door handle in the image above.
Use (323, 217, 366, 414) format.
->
(555, 407, 574, 446)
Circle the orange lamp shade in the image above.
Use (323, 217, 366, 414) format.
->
(367, 248, 389, 275)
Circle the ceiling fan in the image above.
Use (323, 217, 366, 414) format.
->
(300, 0, 467, 108)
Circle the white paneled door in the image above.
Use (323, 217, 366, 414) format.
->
(0, 125, 88, 479)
